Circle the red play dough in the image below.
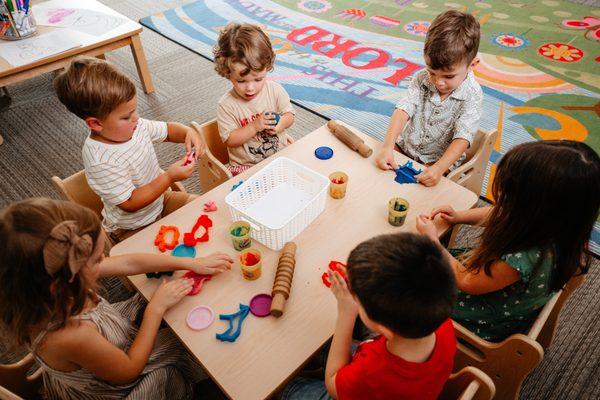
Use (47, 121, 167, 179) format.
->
(241, 252, 260, 266)
(183, 271, 213, 296)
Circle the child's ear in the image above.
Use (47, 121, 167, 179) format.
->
(470, 57, 480, 69)
(85, 117, 103, 133)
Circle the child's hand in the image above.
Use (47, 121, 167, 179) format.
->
(328, 268, 358, 317)
(184, 128, 206, 158)
(188, 252, 234, 275)
(166, 155, 195, 182)
(149, 278, 193, 315)
(430, 205, 459, 225)
(252, 113, 274, 134)
(416, 165, 442, 186)
(375, 147, 398, 170)
(416, 214, 438, 241)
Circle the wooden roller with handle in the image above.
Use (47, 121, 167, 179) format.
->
(270, 242, 297, 318)
(326, 120, 373, 158)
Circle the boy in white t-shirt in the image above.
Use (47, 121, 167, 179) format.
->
(54, 58, 204, 245)
(213, 23, 295, 176)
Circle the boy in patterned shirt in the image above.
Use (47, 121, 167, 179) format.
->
(376, 10, 483, 186)
(213, 23, 295, 176)
(54, 58, 204, 245)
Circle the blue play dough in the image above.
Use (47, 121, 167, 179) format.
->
(314, 146, 334, 160)
(172, 244, 196, 258)
(394, 161, 422, 184)
(266, 112, 280, 125)
(216, 304, 251, 342)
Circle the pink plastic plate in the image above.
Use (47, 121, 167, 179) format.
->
(186, 305, 215, 330)
(249, 293, 273, 317)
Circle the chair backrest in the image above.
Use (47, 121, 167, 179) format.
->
(51, 171, 103, 218)
(528, 273, 586, 349)
(0, 354, 42, 400)
(191, 120, 232, 193)
(439, 366, 495, 400)
(447, 129, 498, 195)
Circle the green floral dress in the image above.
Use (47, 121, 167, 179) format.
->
(451, 247, 556, 342)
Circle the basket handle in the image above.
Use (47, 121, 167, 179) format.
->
(239, 216, 261, 232)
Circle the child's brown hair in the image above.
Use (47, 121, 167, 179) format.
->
(213, 22, 275, 78)
(424, 10, 480, 70)
(0, 198, 102, 346)
(53, 57, 136, 120)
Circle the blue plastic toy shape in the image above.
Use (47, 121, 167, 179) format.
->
(216, 304, 251, 342)
(394, 161, 422, 184)
(231, 180, 244, 191)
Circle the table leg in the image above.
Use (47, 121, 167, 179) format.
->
(0, 86, 10, 146)
(129, 34, 155, 94)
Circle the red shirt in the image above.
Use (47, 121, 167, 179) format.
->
(335, 319, 456, 400)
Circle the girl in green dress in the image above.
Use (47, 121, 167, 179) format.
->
(416, 140, 600, 341)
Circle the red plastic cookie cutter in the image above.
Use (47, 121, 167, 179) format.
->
(321, 260, 347, 287)
(183, 271, 213, 296)
(203, 201, 217, 212)
(183, 215, 213, 247)
(154, 225, 180, 252)
(183, 149, 196, 166)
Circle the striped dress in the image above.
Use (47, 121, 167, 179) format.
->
(30, 294, 204, 399)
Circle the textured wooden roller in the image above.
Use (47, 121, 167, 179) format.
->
(326, 120, 373, 158)
(270, 242, 297, 318)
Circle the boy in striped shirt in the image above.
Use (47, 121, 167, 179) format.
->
(54, 58, 205, 245)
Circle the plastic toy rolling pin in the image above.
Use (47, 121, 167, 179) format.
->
(326, 120, 373, 158)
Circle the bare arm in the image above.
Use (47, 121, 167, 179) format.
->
(375, 109, 409, 170)
(61, 279, 192, 384)
(117, 172, 173, 213)
(99, 252, 234, 278)
(431, 205, 493, 227)
(416, 138, 469, 187)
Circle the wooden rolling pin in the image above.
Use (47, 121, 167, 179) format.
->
(326, 120, 373, 158)
(270, 242, 297, 318)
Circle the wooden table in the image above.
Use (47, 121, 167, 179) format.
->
(0, 0, 154, 144)
(110, 123, 478, 400)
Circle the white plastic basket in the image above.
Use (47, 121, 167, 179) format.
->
(225, 157, 329, 250)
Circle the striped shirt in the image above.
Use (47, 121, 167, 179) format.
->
(396, 69, 483, 165)
(82, 118, 167, 232)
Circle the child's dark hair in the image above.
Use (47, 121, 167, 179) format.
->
(424, 10, 480, 69)
(53, 57, 136, 120)
(347, 233, 456, 338)
(213, 22, 275, 78)
(0, 198, 102, 346)
(467, 141, 600, 291)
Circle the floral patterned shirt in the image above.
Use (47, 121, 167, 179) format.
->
(451, 247, 556, 342)
(395, 69, 483, 165)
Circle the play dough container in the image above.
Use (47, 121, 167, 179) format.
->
(229, 220, 252, 251)
(388, 197, 409, 226)
(329, 171, 348, 199)
(240, 248, 262, 281)
(186, 305, 215, 330)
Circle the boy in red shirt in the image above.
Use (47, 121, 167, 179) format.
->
(282, 233, 457, 400)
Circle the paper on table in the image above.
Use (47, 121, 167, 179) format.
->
(0, 30, 81, 67)
(34, 7, 126, 36)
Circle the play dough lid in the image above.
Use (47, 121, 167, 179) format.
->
(186, 305, 215, 330)
(172, 244, 196, 258)
(249, 293, 273, 317)
(314, 146, 334, 160)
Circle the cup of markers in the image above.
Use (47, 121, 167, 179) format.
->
(1, 0, 37, 40)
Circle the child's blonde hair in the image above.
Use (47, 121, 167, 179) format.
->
(53, 57, 136, 120)
(213, 22, 275, 78)
(424, 10, 480, 70)
(0, 198, 102, 346)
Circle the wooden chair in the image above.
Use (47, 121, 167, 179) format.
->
(447, 129, 498, 196)
(0, 354, 42, 400)
(453, 273, 586, 400)
(190, 119, 232, 193)
(439, 366, 495, 400)
(51, 170, 187, 217)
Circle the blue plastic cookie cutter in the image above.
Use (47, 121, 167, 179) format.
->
(231, 180, 244, 191)
(216, 304, 251, 342)
(314, 146, 334, 160)
(265, 111, 280, 125)
(394, 161, 422, 184)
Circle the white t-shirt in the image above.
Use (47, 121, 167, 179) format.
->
(82, 118, 167, 232)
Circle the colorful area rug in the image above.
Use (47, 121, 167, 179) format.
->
(140, 0, 600, 253)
